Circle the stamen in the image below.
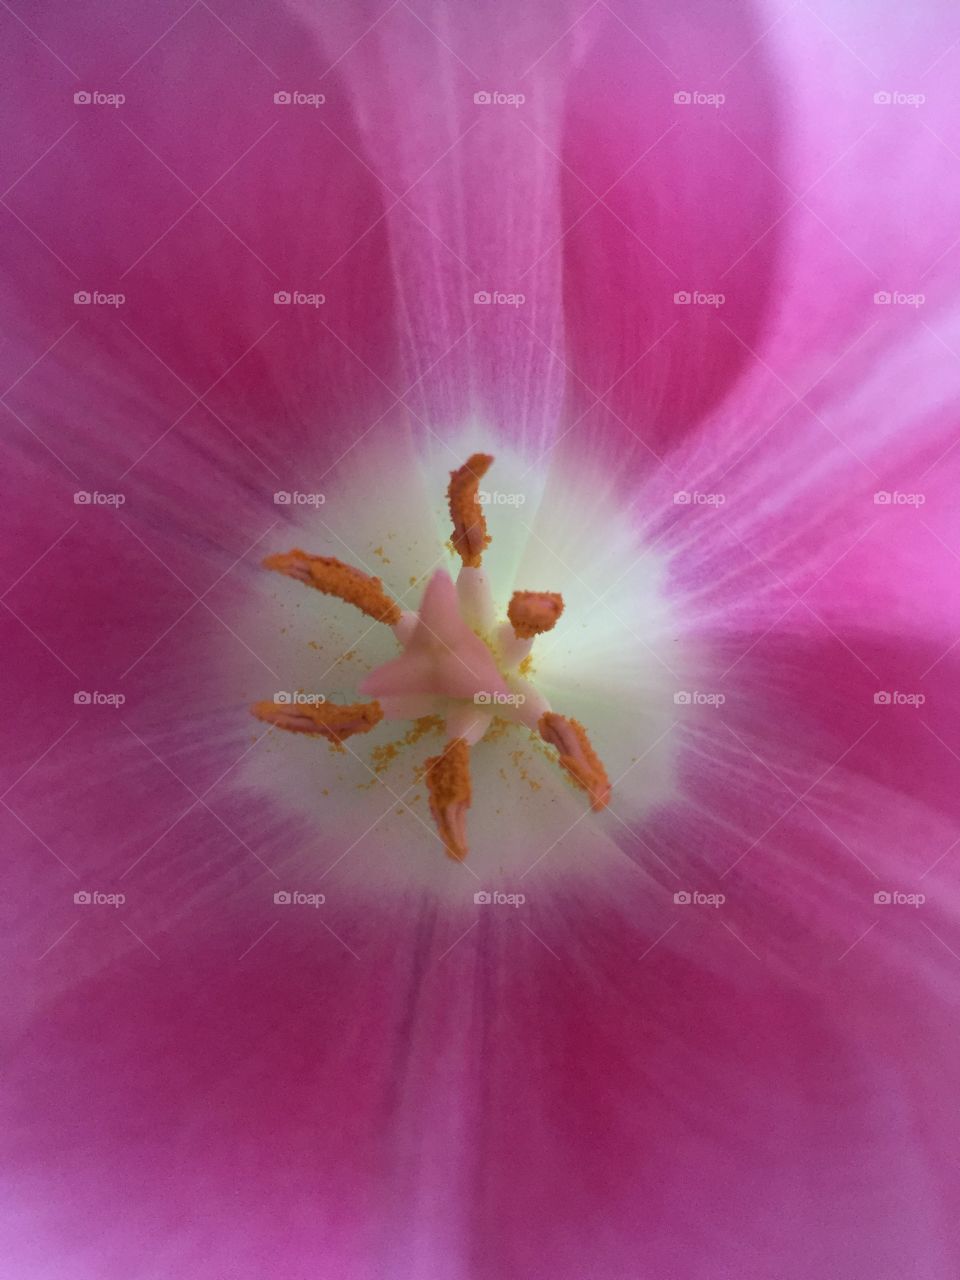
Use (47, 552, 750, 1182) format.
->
(252, 698, 384, 742)
(494, 620, 533, 671)
(456, 565, 496, 635)
(424, 737, 472, 860)
(264, 550, 401, 625)
(447, 453, 493, 568)
(507, 591, 564, 639)
(538, 712, 611, 811)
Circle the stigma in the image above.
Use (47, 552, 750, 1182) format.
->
(251, 454, 611, 861)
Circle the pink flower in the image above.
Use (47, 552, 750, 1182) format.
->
(3, 0, 960, 1276)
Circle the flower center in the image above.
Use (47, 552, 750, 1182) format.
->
(251, 454, 611, 861)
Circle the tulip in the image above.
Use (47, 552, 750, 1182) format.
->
(3, 0, 960, 1275)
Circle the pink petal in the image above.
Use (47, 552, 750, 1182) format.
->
(3, 1, 960, 1277)
(1, 0, 403, 490)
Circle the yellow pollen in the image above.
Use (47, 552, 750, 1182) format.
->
(447, 453, 493, 568)
(369, 715, 444, 774)
(508, 591, 565, 639)
(264, 550, 401, 624)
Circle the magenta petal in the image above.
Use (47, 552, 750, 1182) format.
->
(0, 0, 402, 486)
(558, 0, 789, 458)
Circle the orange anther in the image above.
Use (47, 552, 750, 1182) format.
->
(264, 550, 401, 625)
(424, 737, 472, 859)
(252, 698, 384, 743)
(447, 454, 493, 568)
(507, 591, 564, 639)
(538, 712, 611, 811)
